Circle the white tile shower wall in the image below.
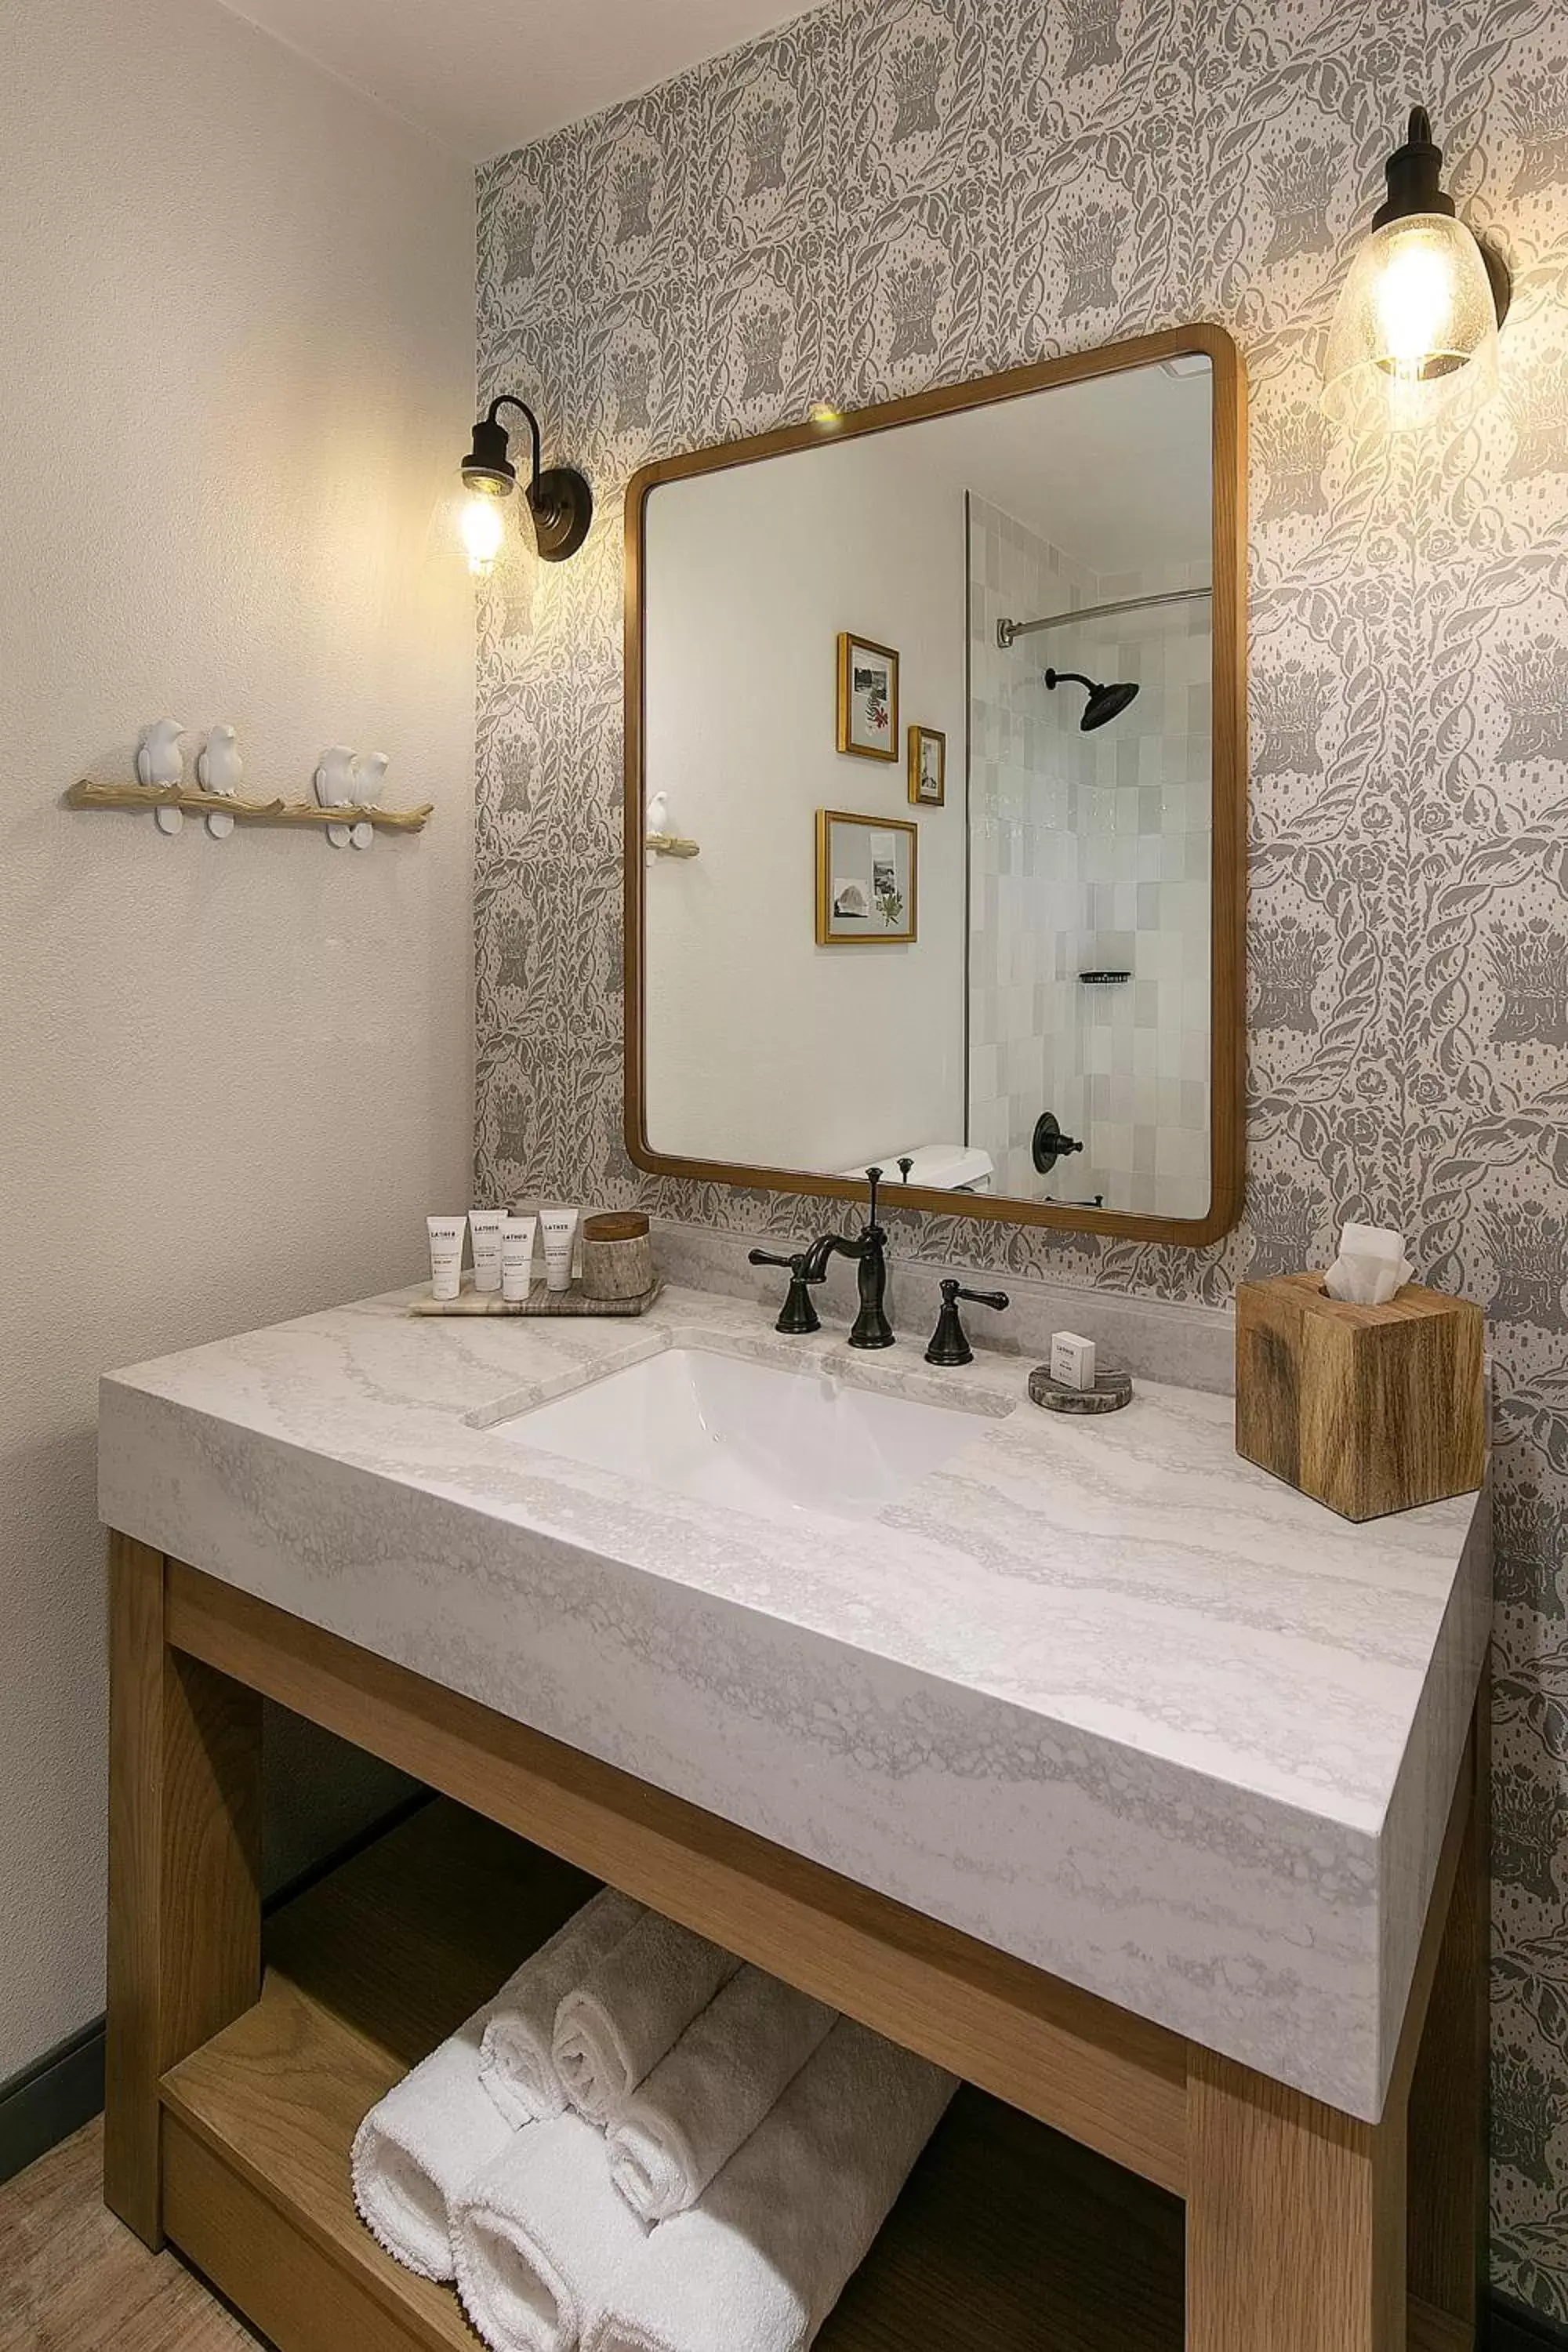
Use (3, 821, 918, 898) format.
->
(1054, 560, 1213, 1217)
(967, 493, 1095, 1198)
(475, 3, 1568, 2310)
(970, 510, 1210, 1217)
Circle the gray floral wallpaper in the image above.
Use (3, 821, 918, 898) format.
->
(474, 0, 1568, 2311)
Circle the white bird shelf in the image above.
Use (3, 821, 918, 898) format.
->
(65, 779, 434, 837)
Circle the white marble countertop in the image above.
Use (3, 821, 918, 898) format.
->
(99, 1281, 1487, 2119)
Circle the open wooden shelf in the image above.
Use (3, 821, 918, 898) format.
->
(157, 1799, 1189, 2352)
(157, 1798, 1468, 2352)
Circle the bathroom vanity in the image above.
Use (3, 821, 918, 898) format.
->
(99, 1279, 1488, 2352)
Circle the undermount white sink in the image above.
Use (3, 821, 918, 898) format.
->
(500, 1345, 995, 1524)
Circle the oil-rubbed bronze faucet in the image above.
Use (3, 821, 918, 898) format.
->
(746, 1246, 826, 1334)
(801, 1167, 895, 1349)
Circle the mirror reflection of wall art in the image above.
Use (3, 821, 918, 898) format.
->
(909, 722, 946, 807)
(815, 809, 917, 945)
(836, 633, 900, 760)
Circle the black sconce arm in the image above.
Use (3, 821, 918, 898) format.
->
(482, 394, 543, 495)
(459, 390, 593, 564)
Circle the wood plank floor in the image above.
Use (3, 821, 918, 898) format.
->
(0, 2120, 260, 2352)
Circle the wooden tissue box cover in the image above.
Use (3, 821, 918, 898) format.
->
(1235, 1272, 1484, 1523)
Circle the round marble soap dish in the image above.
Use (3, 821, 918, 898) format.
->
(1029, 1367, 1134, 1414)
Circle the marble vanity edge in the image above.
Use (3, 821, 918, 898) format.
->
(650, 1218, 1236, 1394)
(1375, 1487, 1493, 2096)
(99, 1368, 1439, 2118)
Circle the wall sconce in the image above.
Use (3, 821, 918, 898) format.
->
(459, 394, 593, 575)
(1323, 106, 1509, 432)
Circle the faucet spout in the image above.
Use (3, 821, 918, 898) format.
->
(802, 1167, 895, 1348)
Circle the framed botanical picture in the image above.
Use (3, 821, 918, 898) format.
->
(836, 633, 899, 761)
(908, 722, 946, 806)
(815, 810, 918, 945)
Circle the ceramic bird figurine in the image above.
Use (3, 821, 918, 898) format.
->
(314, 744, 358, 849)
(646, 789, 669, 866)
(197, 723, 243, 839)
(350, 749, 389, 850)
(138, 717, 187, 835)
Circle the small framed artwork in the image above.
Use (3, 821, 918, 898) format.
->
(815, 809, 918, 946)
(908, 723, 946, 807)
(836, 633, 900, 761)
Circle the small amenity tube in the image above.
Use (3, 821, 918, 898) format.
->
(426, 1215, 466, 1303)
(539, 1206, 579, 1294)
(501, 1214, 537, 1304)
(469, 1208, 507, 1294)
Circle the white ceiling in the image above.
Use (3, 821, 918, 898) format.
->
(216, 0, 815, 160)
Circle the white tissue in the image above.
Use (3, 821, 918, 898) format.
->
(1322, 1221, 1413, 1306)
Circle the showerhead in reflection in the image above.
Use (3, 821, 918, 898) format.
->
(1043, 668, 1140, 730)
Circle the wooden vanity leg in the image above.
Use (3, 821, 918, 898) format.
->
(1185, 2050, 1407, 2352)
(1406, 1691, 1489, 2337)
(103, 1534, 262, 2249)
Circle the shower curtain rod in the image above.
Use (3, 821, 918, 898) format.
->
(996, 586, 1211, 649)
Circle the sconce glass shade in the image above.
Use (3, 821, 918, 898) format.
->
(1324, 106, 1508, 432)
(460, 487, 507, 577)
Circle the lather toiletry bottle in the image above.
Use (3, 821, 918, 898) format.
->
(538, 1207, 580, 1294)
(469, 1209, 507, 1295)
(501, 1216, 537, 1304)
(426, 1216, 466, 1303)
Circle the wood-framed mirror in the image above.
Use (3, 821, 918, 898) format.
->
(624, 323, 1246, 1244)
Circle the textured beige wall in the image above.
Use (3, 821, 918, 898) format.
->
(0, 0, 475, 2080)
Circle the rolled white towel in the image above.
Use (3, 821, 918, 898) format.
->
(452, 2111, 649, 2352)
(586, 2019, 956, 2352)
(606, 1965, 837, 2222)
(553, 1911, 740, 2126)
(350, 2000, 517, 2281)
(481, 1887, 645, 2125)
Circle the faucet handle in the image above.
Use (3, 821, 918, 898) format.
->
(924, 1278, 1011, 1368)
(748, 1247, 824, 1337)
(863, 1164, 884, 1231)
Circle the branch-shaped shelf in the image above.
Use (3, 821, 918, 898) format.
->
(644, 830, 700, 858)
(66, 779, 434, 834)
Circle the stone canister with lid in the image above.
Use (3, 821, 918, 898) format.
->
(581, 1210, 655, 1301)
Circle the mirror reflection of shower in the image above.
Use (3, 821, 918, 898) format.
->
(968, 514, 1214, 1214)
(1042, 667, 1140, 731)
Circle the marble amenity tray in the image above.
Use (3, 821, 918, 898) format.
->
(408, 1279, 664, 1318)
(97, 1279, 1488, 2121)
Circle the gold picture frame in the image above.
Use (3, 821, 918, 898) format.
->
(909, 723, 946, 806)
(815, 809, 918, 946)
(836, 633, 900, 760)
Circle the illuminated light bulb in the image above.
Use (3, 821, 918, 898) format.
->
(1324, 213, 1499, 430)
(1374, 229, 1457, 379)
(460, 490, 506, 577)
(1323, 108, 1507, 434)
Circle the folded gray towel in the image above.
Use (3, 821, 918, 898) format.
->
(606, 1965, 837, 2222)
(479, 1887, 644, 2125)
(586, 2018, 956, 2352)
(553, 1910, 739, 2126)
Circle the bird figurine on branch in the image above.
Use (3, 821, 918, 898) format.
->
(197, 723, 244, 838)
(138, 717, 187, 835)
(314, 743, 358, 848)
(350, 750, 390, 850)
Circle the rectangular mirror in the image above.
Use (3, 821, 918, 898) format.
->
(625, 325, 1245, 1243)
